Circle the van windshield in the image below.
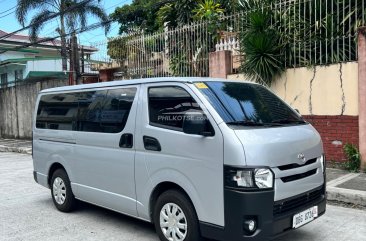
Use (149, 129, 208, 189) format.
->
(195, 82, 306, 127)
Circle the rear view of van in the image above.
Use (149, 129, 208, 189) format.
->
(32, 77, 326, 241)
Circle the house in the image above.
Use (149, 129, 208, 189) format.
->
(0, 30, 98, 88)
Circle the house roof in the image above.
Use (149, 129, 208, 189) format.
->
(0, 30, 97, 52)
(25, 71, 68, 80)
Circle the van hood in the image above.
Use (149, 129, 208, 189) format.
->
(234, 124, 323, 167)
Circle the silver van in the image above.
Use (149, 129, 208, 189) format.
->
(32, 77, 326, 241)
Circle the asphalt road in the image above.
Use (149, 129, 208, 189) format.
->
(1, 152, 366, 241)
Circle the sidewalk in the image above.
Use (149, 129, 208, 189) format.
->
(0, 138, 365, 207)
(0, 138, 32, 155)
(326, 168, 366, 207)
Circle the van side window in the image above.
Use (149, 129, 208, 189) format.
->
(148, 86, 202, 131)
(77, 90, 107, 132)
(99, 88, 137, 133)
(36, 93, 78, 130)
(36, 87, 137, 133)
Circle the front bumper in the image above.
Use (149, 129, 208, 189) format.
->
(200, 184, 326, 241)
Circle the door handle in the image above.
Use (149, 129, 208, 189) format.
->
(143, 136, 161, 151)
(120, 133, 133, 148)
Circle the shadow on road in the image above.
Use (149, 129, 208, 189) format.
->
(55, 200, 311, 241)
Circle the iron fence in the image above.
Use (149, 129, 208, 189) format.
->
(88, 0, 365, 78)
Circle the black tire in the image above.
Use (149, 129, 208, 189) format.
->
(153, 189, 202, 241)
(50, 169, 76, 212)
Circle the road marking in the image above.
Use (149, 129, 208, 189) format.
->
(327, 173, 360, 187)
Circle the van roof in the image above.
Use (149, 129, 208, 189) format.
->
(40, 77, 254, 93)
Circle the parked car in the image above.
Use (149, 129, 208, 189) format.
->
(32, 77, 326, 241)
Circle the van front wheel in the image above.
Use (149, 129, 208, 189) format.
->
(50, 169, 76, 212)
(153, 190, 201, 241)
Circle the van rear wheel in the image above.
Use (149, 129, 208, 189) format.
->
(153, 190, 201, 241)
(50, 169, 76, 212)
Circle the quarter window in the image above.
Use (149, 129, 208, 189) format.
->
(36, 87, 137, 133)
(36, 93, 79, 130)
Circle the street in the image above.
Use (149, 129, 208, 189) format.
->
(1, 152, 365, 241)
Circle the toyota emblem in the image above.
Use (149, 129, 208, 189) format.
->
(297, 153, 306, 163)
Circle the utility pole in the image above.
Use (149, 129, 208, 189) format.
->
(81, 45, 85, 78)
(68, 38, 74, 85)
(71, 33, 81, 85)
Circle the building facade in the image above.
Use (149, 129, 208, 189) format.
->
(0, 30, 97, 88)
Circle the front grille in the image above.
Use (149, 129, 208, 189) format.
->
(280, 169, 317, 183)
(278, 158, 317, 171)
(273, 187, 324, 216)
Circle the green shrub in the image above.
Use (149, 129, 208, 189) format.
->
(343, 144, 361, 172)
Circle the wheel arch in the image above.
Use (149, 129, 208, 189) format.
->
(149, 181, 197, 224)
(47, 162, 66, 186)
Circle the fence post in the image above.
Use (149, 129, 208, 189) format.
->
(209, 50, 232, 78)
(358, 26, 366, 170)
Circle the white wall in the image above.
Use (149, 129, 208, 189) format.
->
(228, 62, 359, 116)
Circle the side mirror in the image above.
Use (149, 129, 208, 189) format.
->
(182, 112, 214, 137)
(295, 109, 300, 114)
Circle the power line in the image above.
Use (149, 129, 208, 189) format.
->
(0, 19, 113, 54)
(105, 0, 130, 11)
(77, 0, 128, 41)
(0, 0, 95, 40)
(0, 5, 15, 15)
(0, 10, 15, 19)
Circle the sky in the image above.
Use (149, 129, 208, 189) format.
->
(0, 0, 132, 47)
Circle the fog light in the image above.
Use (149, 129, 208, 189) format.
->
(244, 219, 257, 234)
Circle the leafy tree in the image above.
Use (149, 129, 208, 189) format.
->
(111, 0, 239, 33)
(110, 0, 168, 34)
(16, 0, 110, 71)
(193, 0, 225, 21)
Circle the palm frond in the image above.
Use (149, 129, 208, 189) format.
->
(16, 0, 49, 26)
(82, 3, 111, 34)
(29, 10, 55, 42)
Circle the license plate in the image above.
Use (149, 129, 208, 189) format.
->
(292, 206, 318, 229)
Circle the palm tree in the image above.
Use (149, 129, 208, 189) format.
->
(16, 0, 111, 71)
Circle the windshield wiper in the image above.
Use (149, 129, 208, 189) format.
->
(226, 120, 265, 126)
(271, 119, 306, 124)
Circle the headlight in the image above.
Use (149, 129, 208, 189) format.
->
(254, 168, 273, 188)
(233, 170, 254, 187)
(319, 154, 326, 173)
(225, 166, 274, 190)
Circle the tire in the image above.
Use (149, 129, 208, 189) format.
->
(50, 169, 76, 212)
(153, 189, 202, 241)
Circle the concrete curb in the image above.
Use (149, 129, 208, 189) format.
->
(327, 186, 366, 206)
(0, 146, 32, 155)
(327, 172, 366, 207)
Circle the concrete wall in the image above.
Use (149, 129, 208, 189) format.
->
(0, 79, 67, 139)
(228, 62, 359, 116)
